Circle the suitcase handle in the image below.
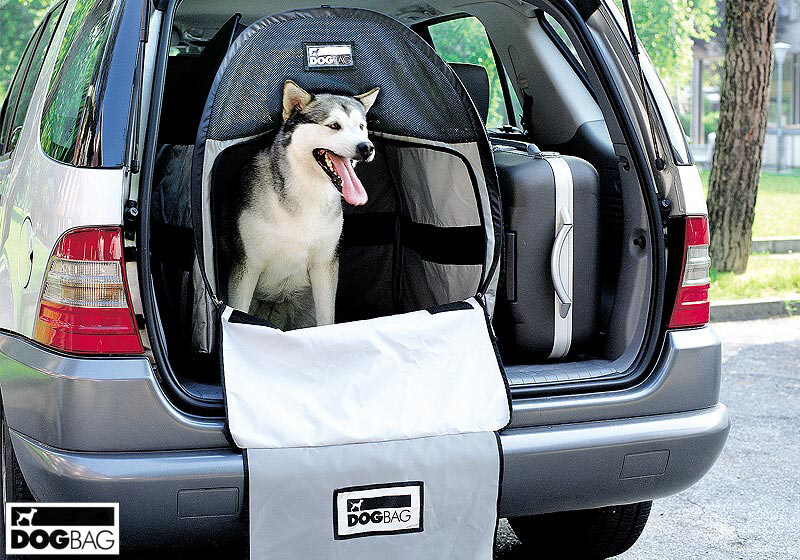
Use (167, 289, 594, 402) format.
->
(490, 137, 542, 156)
(551, 207, 573, 319)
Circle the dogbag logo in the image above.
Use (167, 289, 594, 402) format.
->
(305, 44, 354, 69)
(333, 482, 423, 539)
(5, 503, 119, 555)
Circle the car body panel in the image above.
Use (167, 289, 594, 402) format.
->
(0, 0, 127, 338)
(11, 430, 247, 549)
(510, 326, 721, 428)
(0, 332, 229, 452)
(677, 165, 709, 216)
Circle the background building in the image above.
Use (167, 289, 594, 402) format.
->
(688, 0, 800, 169)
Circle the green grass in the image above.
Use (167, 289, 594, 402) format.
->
(700, 171, 800, 238)
(699, 172, 800, 301)
(710, 253, 800, 301)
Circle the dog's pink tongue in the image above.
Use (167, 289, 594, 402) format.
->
(331, 154, 368, 206)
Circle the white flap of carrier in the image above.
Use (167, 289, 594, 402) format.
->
(220, 298, 510, 449)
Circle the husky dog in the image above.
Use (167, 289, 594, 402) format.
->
(227, 80, 379, 329)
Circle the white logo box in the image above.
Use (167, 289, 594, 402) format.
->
(5, 503, 119, 556)
(305, 43, 355, 69)
(334, 482, 423, 539)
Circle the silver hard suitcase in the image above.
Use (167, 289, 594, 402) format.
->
(493, 142, 601, 360)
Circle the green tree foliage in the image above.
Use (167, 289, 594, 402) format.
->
(618, 0, 718, 88)
(4, 0, 716, 125)
(0, 0, 51, 100)
(428, 17, 507, 127)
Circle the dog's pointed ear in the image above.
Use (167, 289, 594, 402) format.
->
(355, 87, 380, 113)
(282, 80, 313, 121)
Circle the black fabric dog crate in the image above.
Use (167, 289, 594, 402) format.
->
(189, 7, 504, 346)
(185, 9, 512, 558)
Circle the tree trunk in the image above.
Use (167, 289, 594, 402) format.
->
(707, 0, 777, 273)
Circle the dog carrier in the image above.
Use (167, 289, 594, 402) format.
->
(190, 7, 510, 558)
(191, 8, 504, 336)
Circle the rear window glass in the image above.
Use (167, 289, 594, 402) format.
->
(428, 17, 518, 129)
(40, 0, 118, 165)
(0, 29, 40, 155)
(7, 7, 64, 153)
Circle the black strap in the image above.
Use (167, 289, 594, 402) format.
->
(521, 90, 535, 138)
(227, 309, 279, 328)
(426, 301, 474, 314)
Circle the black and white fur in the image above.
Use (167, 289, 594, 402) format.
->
(227, 81, 379, 329)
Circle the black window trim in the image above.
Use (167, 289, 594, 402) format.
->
(0, 98, 6, 153)
(0, 16, 47, 157)
(2, 2, 67, 158)
(535, 9, 597, 101)
(598, 3, 693, 166)
(643, 71, 694, 166)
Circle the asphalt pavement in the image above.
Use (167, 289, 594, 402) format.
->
(496, 316, 800, 559)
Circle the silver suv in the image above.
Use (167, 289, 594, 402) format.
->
(0, 0, 728, 556)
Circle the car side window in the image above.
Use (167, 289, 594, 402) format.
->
(4, 6, 65, 155)
(40, 0, 118, 165)
(0, 26, 43, 156)
(427, 16, 521, 129)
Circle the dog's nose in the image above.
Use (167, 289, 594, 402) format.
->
(356, 142, 374, 160)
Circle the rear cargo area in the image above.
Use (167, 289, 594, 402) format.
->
(141, 0, 660, 405)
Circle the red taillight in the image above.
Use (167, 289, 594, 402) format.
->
(668, 216, 711, 329)
(34, 227, 143, 355)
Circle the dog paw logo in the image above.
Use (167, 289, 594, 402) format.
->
(13, 508, 37, 526)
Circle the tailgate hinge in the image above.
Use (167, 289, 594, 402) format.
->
(123, 200, 140, 240)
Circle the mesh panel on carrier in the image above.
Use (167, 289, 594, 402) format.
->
(207, 10, 480, 143)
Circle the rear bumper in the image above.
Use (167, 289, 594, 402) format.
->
(1, 326, 727, 546)
(0, 326, 723, 452)
(10, 403, 730, 547)
(500, 403, 729, 516)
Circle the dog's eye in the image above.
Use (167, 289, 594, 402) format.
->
(327, 122, 341, 130)
(359, 123, 365, 130)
